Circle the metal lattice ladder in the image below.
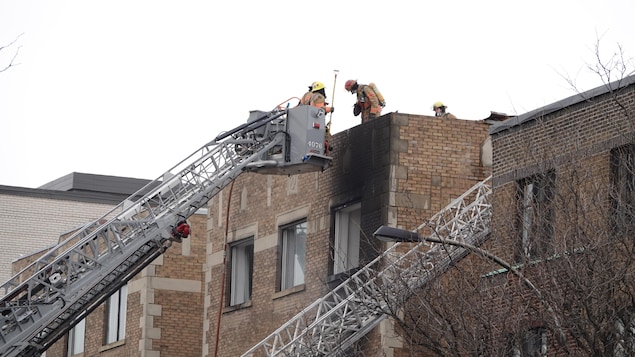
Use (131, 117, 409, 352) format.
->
(242, 176, 492, 356)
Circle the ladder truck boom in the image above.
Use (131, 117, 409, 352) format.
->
(0, 105, 332, 357)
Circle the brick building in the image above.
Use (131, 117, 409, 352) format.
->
(7, 73, 634, 356)
(204, 112, 491, 356)
(306, 75, 634, 357)
(388, 74, 635, 356)
(0, 173, 152, 292)
(483, 74, 635, 356)
(4, 173, 208, 357)
(23, 210, 208, 357)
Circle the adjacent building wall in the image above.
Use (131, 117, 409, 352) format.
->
(4, 173, 207, 357)
(0, 188, 117, 288)
(489, 80, 635, 264)
(13, 211, 207, 357)
(484, 78, 635, 354)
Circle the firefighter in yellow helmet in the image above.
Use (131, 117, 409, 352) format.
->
(344, 79, 384, 123)
(298, 81, 334, 114)
(432, 102, 457, 119)
(297, 81, 334, 155)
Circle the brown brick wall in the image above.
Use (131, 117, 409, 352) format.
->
(38, 211, 207, 357)
(393, 113, 491, 231)
(489, 86, 635, 264)
(205, 113, 490, 356)
(492, 87, 635, 183)
(485, 84, 635, 354)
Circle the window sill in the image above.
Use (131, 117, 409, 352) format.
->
(272, 284, 305, 300)
(99, 339, 125, 352)
(224, 300, 252, 313)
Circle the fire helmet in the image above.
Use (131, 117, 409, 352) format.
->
(311, 81, 325, 92)
(344, 79, 357, 92)
(432, 101, 446, 109)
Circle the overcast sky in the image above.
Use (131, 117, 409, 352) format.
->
(1, 0, 634, 188)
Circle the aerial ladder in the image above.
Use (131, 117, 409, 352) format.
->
(242, 175, 492, 356)
(0, 104, 332, 357)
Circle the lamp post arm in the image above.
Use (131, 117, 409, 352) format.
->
(424, 235, 568, 351)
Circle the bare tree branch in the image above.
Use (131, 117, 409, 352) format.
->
(0, 33, 24, 73)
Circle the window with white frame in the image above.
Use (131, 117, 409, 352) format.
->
(229, 237, 254, 306)
(516, 171, 555, 261)
(67, 318, 85, 356)
(333, 202, 361, 275)
(105, 284, 127, 344)
(280, 220, 307, 291)
(611, 144, 635, 233)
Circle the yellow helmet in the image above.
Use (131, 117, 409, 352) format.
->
(432, 101, 446, 109)
(311, 81, 325, 92)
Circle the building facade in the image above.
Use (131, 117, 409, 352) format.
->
(5, 173, 208, 357)
(6, 112, 491, 356)
(204, 112, 491, 356)
(328, 75, 635, 357)
(0, 173, 152, 291)
(22, 211, 208, 357)
(484, 74, 635, 356)
(7, 74, 634, 356)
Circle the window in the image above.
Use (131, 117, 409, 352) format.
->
(333, 202, 361, 274)
(510, 328, 547, 357)
(280, 220, 307, 290)
(516, 171, 555, 260)
(614, 310, 635, 356)
(67, 318, 85, 356)
(229, 238, 254, 306)
(105, 284, 127, 344)
(611, 144, 635, 232)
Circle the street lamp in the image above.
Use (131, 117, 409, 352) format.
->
(373, 225, 421, 242)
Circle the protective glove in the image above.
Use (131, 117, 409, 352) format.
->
(369, 113, 377, 120)
(353, 103, 361, 116)
(329, 107, 335, 114)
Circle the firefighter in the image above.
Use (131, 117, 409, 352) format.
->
(344, 80, 384, 123)
(301, 81, 334, 113)
(298, 82, 334, 155)
(299, 83, 314, 106)
(432, 102, 457, 119)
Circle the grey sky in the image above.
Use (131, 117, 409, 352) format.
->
(1, 0, 634, 188)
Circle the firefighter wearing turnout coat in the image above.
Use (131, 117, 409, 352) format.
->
(344, 79, 385, 123)
(298, 81, 334, 155)
(299, 81, 334, 114)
